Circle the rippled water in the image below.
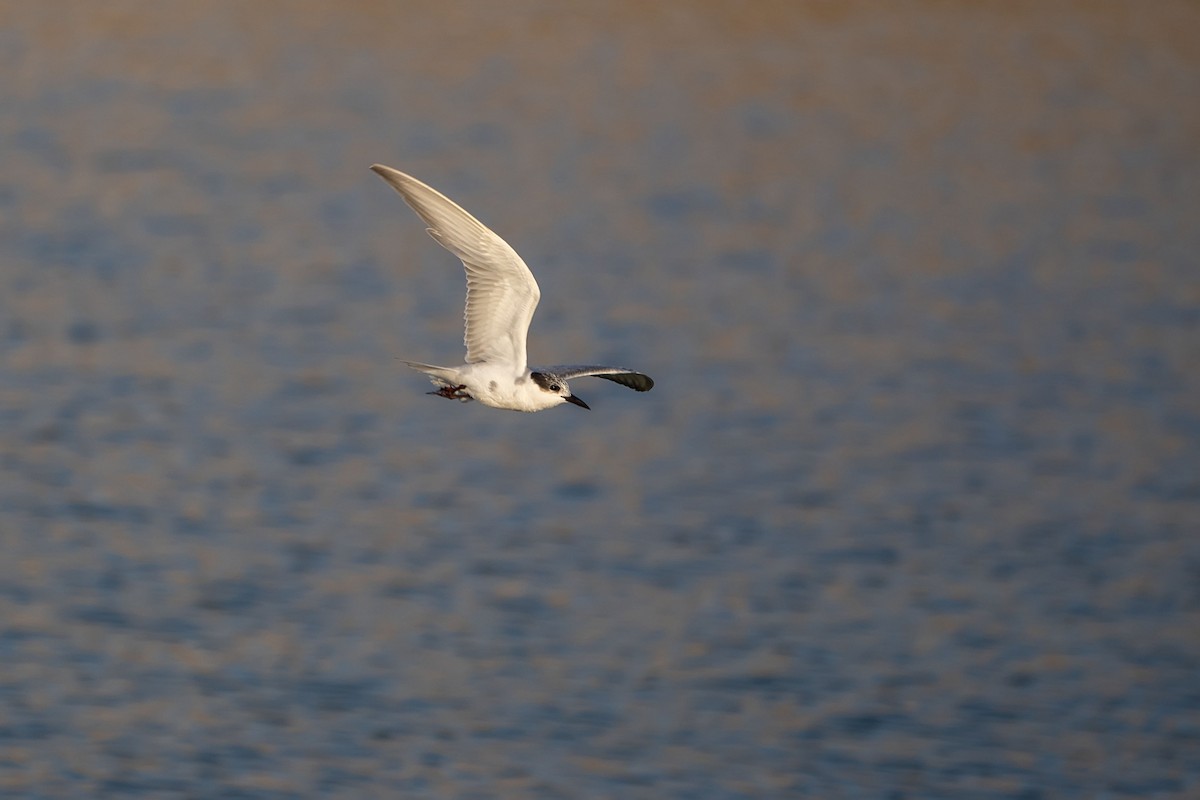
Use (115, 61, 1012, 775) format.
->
(1, 2, 1198, 797)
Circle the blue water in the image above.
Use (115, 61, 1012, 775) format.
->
(0, 3, 1197, 798)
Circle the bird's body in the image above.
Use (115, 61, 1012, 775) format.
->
(399, 360, 553, 412)
(370, 164, 654, 412)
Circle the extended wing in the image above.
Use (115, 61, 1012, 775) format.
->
(371, 165, 540, 372)
(538, 365, 655, 392)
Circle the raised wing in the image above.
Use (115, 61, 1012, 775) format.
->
(371, 165, 540, 371)
(538, 365, 655, 392)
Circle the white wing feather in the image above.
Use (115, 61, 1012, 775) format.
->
(371, 165, 540, 371)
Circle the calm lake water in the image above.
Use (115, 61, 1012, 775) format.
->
(1, 2, 1198, 797)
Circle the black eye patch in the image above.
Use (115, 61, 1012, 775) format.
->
(530, 372, 558, 391)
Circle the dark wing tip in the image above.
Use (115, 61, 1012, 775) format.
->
(597, 372, 654, 392)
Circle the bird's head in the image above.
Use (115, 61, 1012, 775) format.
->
(530, 371, 589, 410)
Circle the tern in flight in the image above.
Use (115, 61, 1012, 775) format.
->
(370, 165, 654, 412)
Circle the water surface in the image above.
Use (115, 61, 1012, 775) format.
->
(1, 2, 1197, 797)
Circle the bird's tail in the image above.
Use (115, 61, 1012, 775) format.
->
(399, 360, 460, 388)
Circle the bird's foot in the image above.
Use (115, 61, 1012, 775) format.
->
(429, 384, 471, 401)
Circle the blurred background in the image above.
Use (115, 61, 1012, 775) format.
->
(1, 1, 1198, 797)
